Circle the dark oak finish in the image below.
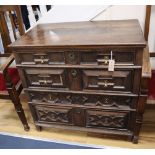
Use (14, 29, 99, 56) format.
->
(10, 19, 151, 143)
(9, 20, 146, 48)
(0, 6, 29, 131)
(26, 89, 138, 110)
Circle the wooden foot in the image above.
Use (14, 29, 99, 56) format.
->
(128, 135, 133, 141)
(36, 125, 42, 131)
(132, 136, 139, 144)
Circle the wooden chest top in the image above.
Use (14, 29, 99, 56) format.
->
(9, 19, 146, 50)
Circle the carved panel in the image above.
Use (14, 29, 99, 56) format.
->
(87, 110, 129, 129)
(29, 91, 133, 108)
(66, 94, 88, 104)
(29, 92, 88, 105)
(85, 96, 132, 108)
(35, 106, 71, 124)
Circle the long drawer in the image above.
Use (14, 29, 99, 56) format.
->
(30, 104, 135, 130)
(14, 48, 142, 66)
(27, 90, 138, 110)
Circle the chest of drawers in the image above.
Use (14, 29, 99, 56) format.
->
(9, 20, 151, 143)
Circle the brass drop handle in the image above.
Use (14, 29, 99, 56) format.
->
(44, 80, 47, 84)
(34, 56, 49, 64)
(40, 56, 46, 64)
(103, 56, 109, 65)
(97, 56, 109, 65)
(71, 69, 78, 77)
(39, 79, 53, 85)
(41, 56, 44, 64)
(38, 80, 47, 84)
(98, 80, 114, 88)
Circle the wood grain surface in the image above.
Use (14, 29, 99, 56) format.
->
(9, 20, 146, 49)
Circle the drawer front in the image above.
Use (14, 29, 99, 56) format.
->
(86, 110, 130, 129)
(31, 104, 86, 126)
(31, 104, 133, 130)
(80, 49, 135, 66)
(15, 51, 79, 65)
(19, 67, 140, 93)
(15, 51, 65, 65)
(27, 90, 138, 109)
(33, 105, 73, 125)
(15, 48, 141, 66)
(24, 68, 68, 89)
(15, 51, 78, 65)
(82, 69, 139, 93)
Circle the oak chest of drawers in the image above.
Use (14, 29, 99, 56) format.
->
(10, 19, 151, 143)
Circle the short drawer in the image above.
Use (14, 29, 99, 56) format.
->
(15, 50, 79, 65)
(80, 49, 136, 66)
(15, 51, 65, 65)
(32, 105, 73, 125)
(27, 90, 138, 109)
(31, 104, 86, 127)
(82, 69, 140, 93)
(23, 68, 68, 89)
(86, 110, 131, 129)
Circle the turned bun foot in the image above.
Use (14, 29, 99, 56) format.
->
(132, 136, 139, 144)
(36, 125, 42, 131)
